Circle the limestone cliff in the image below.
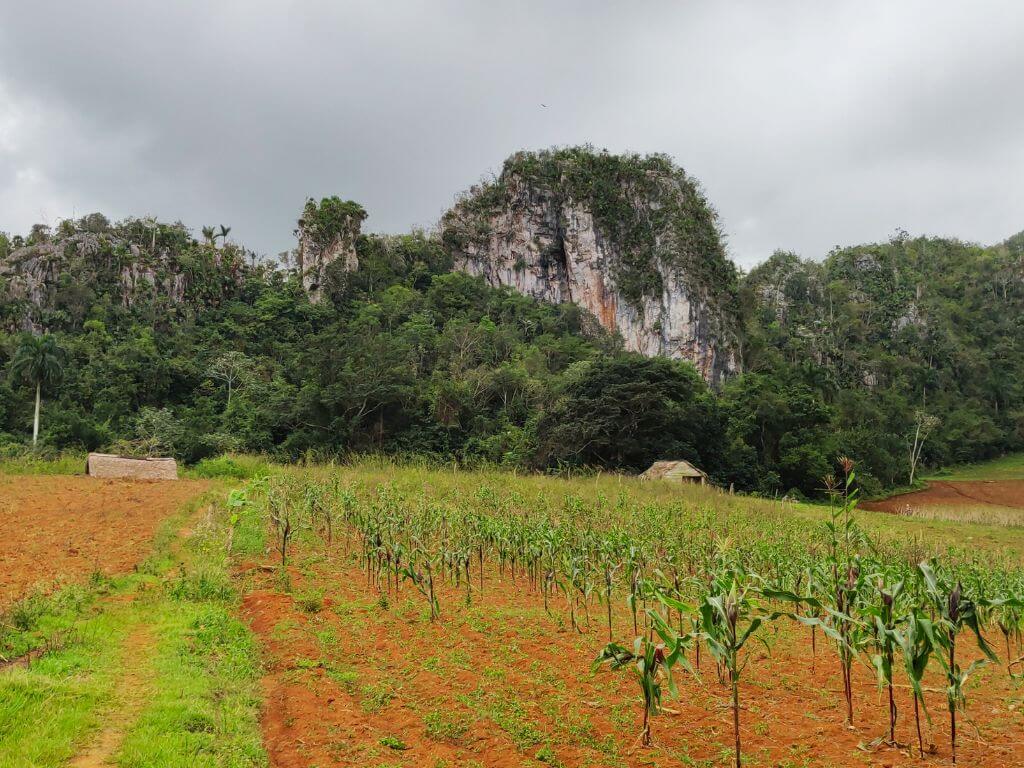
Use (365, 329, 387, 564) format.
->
(295, 197, 366, 301)
(0, 215, 243, 333)
(440, 148, 741, 383)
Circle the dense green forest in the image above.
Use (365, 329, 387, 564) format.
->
(1, 158, 1022, 498)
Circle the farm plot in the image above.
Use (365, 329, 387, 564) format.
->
(233, 465, 1024, 768)
(243, 558, 1024, 768)
(0, 474, 209, 606)
(863, 480, 1024, 527)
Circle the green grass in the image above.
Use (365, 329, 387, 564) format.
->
(0, 597, 132, 767)
(925, 452, 1024, 481)
(184, 454, 272, 480)
(0, 486, 267, 768)
(423, 709, 470, 743)
(0, 449, 86, 476)
(115, 604, 265, 768)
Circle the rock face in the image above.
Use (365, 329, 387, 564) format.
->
(440, 149, 741, 383)
(1, 235, 185, 332)
(0, 217, 242, 333)
(295, 197, 366, 301)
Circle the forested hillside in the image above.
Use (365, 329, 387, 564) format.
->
(1, 150, 1022, 497)
(740, 233, 1024, 492)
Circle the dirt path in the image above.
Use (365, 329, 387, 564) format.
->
(68, 623, 155, 767)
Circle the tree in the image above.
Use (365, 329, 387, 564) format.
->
(207, 351, 252, 412)
(9, 334, 65, 446)
(217, 224, 232, 246)
(538, 354, 717, 471)
(201, 225, 216, 246)
(907, 410, 940, 484)
(133, 406, 184, 457)
(142, 216, 158, 251)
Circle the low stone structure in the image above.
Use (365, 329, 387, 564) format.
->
(85, 452, 178, 481)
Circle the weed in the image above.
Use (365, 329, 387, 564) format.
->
(295, 589, 324, 613)
(423, 709, 470, 743)
(360, 682, 395, 713)
(379, 734, 408, 750)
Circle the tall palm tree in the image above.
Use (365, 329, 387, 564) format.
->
(217, 224, 231, 247)
(201, 225, 216, 246)
(10, 334, 65, 447)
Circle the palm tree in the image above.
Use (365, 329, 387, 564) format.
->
(142, 216, 158, 252)
(10, 334, 65, 447)
(217, 224, 231, 247)
(201, 225, 216, 246)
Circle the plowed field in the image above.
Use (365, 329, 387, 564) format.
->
(0, 474, 209, 606)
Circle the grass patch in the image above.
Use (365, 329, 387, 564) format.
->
(185, 454, 271, 480)
(360, 681, 395, 714)
(887, 502, 1024, 528)
(459, 688, 543, 752)
(378, 734, 408, 750)
(0, 486, 266, 767)
(0, 601, 130, 766)
(115, 605, 265, 768)
(294, 589, 324, 613)
(926, 452, 1024, 481)
(0, 448, 86, 476)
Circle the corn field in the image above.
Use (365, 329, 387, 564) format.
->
(237, 463, 1024, 766)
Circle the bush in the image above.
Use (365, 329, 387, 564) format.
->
(189, 454, 269, 480)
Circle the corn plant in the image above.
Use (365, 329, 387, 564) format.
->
(401, 544, 440, 621)
(894, 608, 935, 758)
(267, 489, 293, 567)
(244, 470, 1024, 763)
(593, 635, 686, 748)
(697, 568, 764, 768)
(867, 578, 904, 745)
(918, 561, 997, 763)
(822, 460, 870, 727)
(224, 487, 249, 555)
(991, 599, 1024, 672)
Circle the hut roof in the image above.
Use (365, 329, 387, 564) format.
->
(639, 460, 708, 481)
(86, 452, 178, 481)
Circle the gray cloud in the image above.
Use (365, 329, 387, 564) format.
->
(1, 1, 1022, 267)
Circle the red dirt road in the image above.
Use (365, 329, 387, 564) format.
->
(863, 480, 1024, 513)
(0, 474, 209, 606)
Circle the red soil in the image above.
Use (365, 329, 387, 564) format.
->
(241, 546, 1024, 768)
(0, 474, 209, 606)
(863, 480, 1024, 513)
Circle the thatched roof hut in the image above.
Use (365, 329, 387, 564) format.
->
(640, 459, 708, 485)
(86, 453, 178, 481)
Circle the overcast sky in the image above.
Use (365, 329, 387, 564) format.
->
(1, 2, 1022, 268)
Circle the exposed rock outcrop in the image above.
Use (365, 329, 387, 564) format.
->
(440, 149, 741, 383)
(295, 197, 366, 301)
(0, 217, 241, 333)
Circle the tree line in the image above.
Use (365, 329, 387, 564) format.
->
(1, 211, 1021, 497)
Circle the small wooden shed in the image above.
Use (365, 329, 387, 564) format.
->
(640, 460, 709, 486)
(86, 452, 178, 481)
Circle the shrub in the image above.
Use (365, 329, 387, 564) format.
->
(190, 454, 269, 480)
